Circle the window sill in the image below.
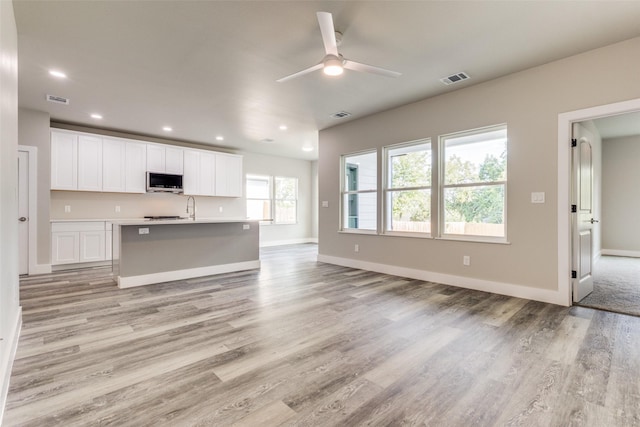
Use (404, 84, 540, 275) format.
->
(435, 235, 511, 245)
(382, 231, 433, 239)
(338, 229, 378, 235)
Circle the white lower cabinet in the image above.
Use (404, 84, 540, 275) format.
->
(52, 221, 110, 266)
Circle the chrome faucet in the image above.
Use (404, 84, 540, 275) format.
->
(186, 195, 196, 220)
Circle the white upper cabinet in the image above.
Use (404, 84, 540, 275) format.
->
(146, 144, 165, 173)
(215, 153, 243, 197)
(102, 138, 126, 192)
(165, 146, 184, 174)
(51, 128, 241, 197)
(125, 141, 147, 193)
(77, 135, 103, 191)
(147, 144, 184, 174)
(51, 130, 78, 190)
(183, 149, 215, 196)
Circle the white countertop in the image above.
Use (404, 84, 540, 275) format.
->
(52, 217, 256, 225)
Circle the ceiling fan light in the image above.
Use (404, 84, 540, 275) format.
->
(323, 57, 344, 76)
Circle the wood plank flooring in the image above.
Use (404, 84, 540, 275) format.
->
(5, 244, 640, 426)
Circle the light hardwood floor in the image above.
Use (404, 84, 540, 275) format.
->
(5, 244, 640, 426)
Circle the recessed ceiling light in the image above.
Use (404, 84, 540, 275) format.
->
(216, 135, 224, 141)
(260, 138, 274, 143)
(162, 126, 173, 132)
(302, 146, 313, 152)
(279, 125, 287, 131)
(90, 113, 103, 119)
(49, 70, 67, 79)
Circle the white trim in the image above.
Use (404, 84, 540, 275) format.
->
(601, 249, 640, 258)
(29, 264, 52, 275)
(260, 238, 317, 247)
(557, 98, 640, 307)
(17, 145, 38, 275)
(317, 254, 565, 306)
(117, 260, 260, 288)
(0, 308, 22, 425)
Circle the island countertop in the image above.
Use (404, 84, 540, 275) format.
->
(112, 217, 257, 226)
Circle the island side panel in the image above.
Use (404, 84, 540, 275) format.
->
(119, 221, 259, 279)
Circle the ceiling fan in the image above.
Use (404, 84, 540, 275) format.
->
(277, 12, 401, 83)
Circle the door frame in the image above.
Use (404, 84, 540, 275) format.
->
(17, 145, 38, 275)
(557, 98, 640, 306)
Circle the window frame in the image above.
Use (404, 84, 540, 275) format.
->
(438, 124, 508, 243)
(274, 176, 298, 225)
(383, 138, 433, 237)
(245, 174, 273, 222)
(340, 150, 378, 234)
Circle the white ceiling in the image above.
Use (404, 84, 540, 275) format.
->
(13, 1, 640, 160)
(593, 112, 640, 139)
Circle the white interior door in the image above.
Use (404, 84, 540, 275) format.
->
(572, 129, 596, 302)
(18, 150, 29, 275)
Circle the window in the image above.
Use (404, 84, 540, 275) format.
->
(246, 175, 271, 221)
(246, 175, 298, 224)
(341, 151, 377, 231)
(440, 125, 507, 239)
(275, 177, 297, 224)
(384, 140, 431, 234)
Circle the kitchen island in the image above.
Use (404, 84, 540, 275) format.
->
(112, 218, 260, 288)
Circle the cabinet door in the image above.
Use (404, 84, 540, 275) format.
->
(183, 150, 200, 195)
(77, 135, 103, 191)
(102, 138, 126, 192)
(216, 153, 243, 197)
(146, 144, 165, 172)
(199, 151, 216, 196)
(52, 232, 80, 264)
(79, 230, 105, 262)
(125, 141, 147, 193)
(165, 147, 184, 174)
(51, 131, 78, 190)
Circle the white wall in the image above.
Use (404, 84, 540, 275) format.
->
(602, 134, 640, 256)
(318, 36, 640, 305)
(0, 0, 21, 421)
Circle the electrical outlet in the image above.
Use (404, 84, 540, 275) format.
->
(139, 228, 149, 235)
(219, 206, 223, 213)
(64, 205, 71, 213)
(243, 224, 250, 230)
(354, 244, 359, 253)
(322, 201, 329, 208)
(115, 205, 121, 213)
(463, 255, 470, 266)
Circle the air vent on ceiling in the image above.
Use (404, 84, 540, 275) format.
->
(330, 111, 352, 119)
(440, 72, 470, 86)
(46, 94, 70, 105)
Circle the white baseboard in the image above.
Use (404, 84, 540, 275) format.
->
(118, 260, 260, 288)
(29, 263, 52, 275)
(601, 249, 640, 258)
(260, 238, 317, 247)
(317, 254, 566, 306)
(1, 307, 22, 425)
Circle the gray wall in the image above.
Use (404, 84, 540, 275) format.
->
(18, 108, 51, 265)
(602, 134, 640, 254)
(0, 0, 20, 418)
(318, 36, 640, 296)
(310, 160, 318, 239)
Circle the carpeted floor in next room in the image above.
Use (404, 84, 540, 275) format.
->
(577, 255, 640, 317)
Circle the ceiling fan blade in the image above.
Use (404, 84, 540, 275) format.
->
(276, 63, 324, 83)
(317, 12, 339, 56)
(343, 59, 401, 78)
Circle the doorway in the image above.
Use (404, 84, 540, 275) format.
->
(573, 111, 640, 316)
(17, 145, 38, 276)
(558, 99, 640, 313)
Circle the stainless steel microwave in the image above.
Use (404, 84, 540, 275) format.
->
(146, 172, 183, 193)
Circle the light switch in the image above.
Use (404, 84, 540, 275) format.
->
(64, 205, 71, 213)
(322, 201, 329, 208)
(531, 192, 545, 204)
